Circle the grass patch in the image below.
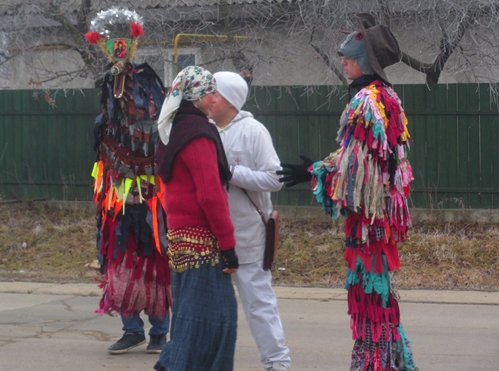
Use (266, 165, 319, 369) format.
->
(273, 218, 499, 290)
(1, 202, 498, 290)
(0, 202, 98, 283)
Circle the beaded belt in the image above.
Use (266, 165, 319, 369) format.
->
(166, 226, 220, 272)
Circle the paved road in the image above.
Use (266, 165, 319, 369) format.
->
(0, 283, 498, 371)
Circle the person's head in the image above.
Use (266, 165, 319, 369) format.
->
(338, 31, 374, 80)
(209, 71, 248, 128)
(338, 13, 401, 86)
(157, 65, 216, 145)
(340, 55, 365, 81)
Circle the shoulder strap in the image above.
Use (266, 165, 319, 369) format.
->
(241, 189, 267, 226)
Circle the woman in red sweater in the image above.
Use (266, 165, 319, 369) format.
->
(154, 66, 239, 371)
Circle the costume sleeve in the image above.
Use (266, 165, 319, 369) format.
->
(310, 84, 413, 240)
(229, 125, 282, 192)
(180, 136, 236, 250)
(310, 151, 341, 219)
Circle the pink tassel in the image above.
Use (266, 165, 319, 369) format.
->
(373, 346, 381, 371)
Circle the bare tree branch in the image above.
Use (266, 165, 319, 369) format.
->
(400, 5, 483, 84)
(378, 0, 392, 28)
(3, 0, 499, 93)
(310, 42, 348, 86)
(45, 1, 100, 73)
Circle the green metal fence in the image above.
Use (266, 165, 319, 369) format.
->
(1, 85, 498, 208)
(246, 84, 499, 209)
(0, 90, 100, 201)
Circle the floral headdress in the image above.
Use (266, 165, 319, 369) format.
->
(85, 8, 144, 98)
(157, 66, 217, 145)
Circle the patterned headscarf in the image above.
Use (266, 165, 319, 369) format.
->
(157, 65, 216, 145)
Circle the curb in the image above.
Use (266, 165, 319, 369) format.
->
(0, 282, 498, 305)
(273, 286, 499, 305)
(0, 282, 100, 296)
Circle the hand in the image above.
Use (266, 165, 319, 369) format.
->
(222, 267, 238, 274)
(276, 154, 315, 187)
(221, 248, 239, 274)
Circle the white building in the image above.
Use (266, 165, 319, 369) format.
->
(1, 0, 497, 89)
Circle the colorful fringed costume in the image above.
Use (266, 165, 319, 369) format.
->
(92, 62, 170, 318)
(311, 80, 417, 371)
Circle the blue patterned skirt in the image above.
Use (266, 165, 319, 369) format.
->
(154, 259, 237, 371)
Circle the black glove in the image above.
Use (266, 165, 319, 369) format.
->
(221, 248, 239, 269)
(276, 154, 315, 187)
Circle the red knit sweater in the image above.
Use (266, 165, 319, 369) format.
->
(162, 136, 236, 250)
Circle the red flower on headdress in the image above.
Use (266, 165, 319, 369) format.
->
(355, 32, 363, 40)
(130, 22, 144, 37)
(85, 31, 102, 44)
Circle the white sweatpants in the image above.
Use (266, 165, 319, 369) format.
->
(234, 260, 291, 369)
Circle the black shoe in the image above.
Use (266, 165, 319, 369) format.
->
(108, 333, 146, 354)
(146, 334, 167, 354)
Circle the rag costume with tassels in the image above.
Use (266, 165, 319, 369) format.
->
(311, 76, 416, 371)
(86, 9, 170, 324)
(278, 13, 418, 371)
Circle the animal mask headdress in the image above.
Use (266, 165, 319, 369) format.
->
(85, 8, 144, 97)
(338, 13, 401, 86)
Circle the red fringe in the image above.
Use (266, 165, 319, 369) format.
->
(343, 236, 401, 274)
(145, 256, 155, 283)
(353, 118, 367, 142)
(348, 277, 401, 343)
(344, 212, 402, 274)
(362, 352, 370, 371)
(156, 254, 168, 285)
(125, 238, 135, 268)
(373, 346, 381, 371)
(134, 256, 146, 281)
(94, 166, 170, 317)
(97, 250, 169, 318)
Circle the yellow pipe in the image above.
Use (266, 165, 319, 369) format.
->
(6, 38, 193, 52)
(173, 33, 252, 76)
(9, 34, 252, 73)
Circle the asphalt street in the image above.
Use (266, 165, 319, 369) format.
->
(0, 282, 498, 371)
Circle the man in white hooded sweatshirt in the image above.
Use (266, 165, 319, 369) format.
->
(208, 71, 291, 371)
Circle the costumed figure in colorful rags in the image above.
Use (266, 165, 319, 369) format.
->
(153, 66, 239, 371)
(85, 8, 170, 355)
(277, 13, 418, 371)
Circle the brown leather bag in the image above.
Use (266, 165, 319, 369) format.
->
(242, 190, 280, 271)
(263, 210, 279, 271)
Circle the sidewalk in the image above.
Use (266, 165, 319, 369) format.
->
(0, 281, 497, 305)
(1, 281, 499, 370)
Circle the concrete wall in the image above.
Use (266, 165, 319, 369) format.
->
(4, 200, 498, 224)
(6, 20, 499, 89)
(276, 205, 499, 224)
(9, 49, 96, 90)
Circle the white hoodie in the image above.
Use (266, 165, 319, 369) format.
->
(216, 111, 282, 264)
